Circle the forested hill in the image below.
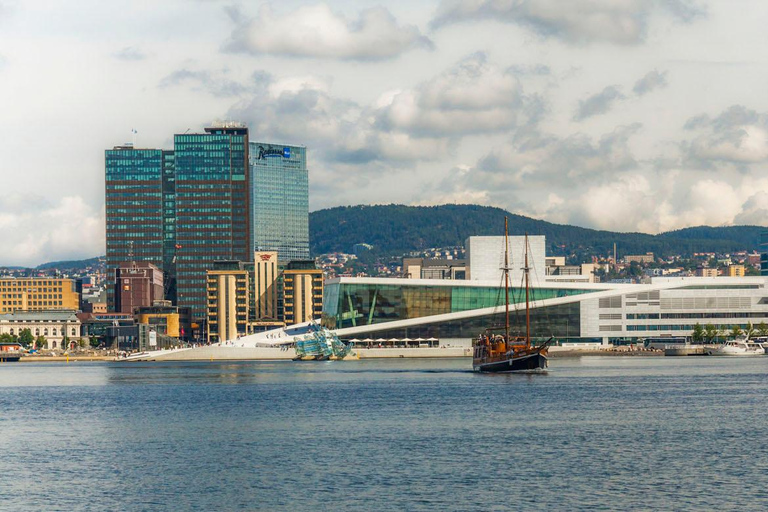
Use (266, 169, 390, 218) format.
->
(309, 204, 764, 260)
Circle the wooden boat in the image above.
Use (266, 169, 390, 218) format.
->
(472, 218, 553, 373)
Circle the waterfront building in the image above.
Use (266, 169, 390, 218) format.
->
(0, 278, 79, 314)
(114, 262, 164, 314)
(105, 145, 167, 309)
(695, 268, 718, 277)
(322, 276, 768, 345)
(249, 142, 309, 262)
(135, 301, 190, 339)
(0, 311, 81, 349)
(282, 261, 323, 326)
(253, 251, 280, 322)
(206, 261, 251, 343)
(175, 124, 251, 319)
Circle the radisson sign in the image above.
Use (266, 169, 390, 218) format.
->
(256, 145, 291, 160)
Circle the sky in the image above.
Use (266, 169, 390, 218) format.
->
(2, 0, 768, 266)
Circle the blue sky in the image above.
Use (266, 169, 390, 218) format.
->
(1, 0, 768, 265)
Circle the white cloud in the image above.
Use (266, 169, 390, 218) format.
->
(683, 105, 768, 165)
(431, 0, 705, 44)
(0, 196, 104, 267)
(373, 52, 538, 136)
(225, 3, 433, 60)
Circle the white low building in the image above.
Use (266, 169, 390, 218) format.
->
(0, 311, 81, 349)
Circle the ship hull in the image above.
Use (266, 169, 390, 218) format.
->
(474, 352, 547, 373)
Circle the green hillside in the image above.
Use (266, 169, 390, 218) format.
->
(309, 204, 764, 260)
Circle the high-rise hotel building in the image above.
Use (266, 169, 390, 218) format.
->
(250, 142, 309, 262)
(105, 123, 251, 320)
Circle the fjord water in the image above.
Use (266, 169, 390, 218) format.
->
(2, 358, 768, 511)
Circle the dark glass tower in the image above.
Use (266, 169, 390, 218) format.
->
(104, 146, 165, 309)
(173, 124, 251, 319)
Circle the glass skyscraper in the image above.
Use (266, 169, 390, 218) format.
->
(249, 142, 309, 262)
(104, 146, 166, 309)
(174, 124, 251, 319)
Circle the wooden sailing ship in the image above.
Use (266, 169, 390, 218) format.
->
(472, 218, 553, 372)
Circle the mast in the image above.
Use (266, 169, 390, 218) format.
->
(504, 217, 510, 345)
(525, 233, 530, 348)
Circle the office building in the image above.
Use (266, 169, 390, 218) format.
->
(250, 142, 309, 262)
(114, 262, 164, 314)
(174, 123, 251, 319)
(106, 123, 251, 322)
(466, 236, 546, 283)
(403, 258, 466, 280)
(282, 261, 323, 325)
(0, 278, 79, 314)
(727, 265, 745, 277)
(105, 146, 166, 309)
(136, 301, 191, 339)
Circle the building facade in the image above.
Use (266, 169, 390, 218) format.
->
(175, 124, 251, 320)
(114, 262, 164, 314)
(0, 311, 81, 349)
(249, 142, 309, 262)
(322, 276, 768, 344)
(0, 278, 79, 314)
(253, 251, 280, 322)
(206, 262, 251, 343)
(466, 235, 546, 284)
(105, 146, 166, 309)
(283, 261, 323, 325)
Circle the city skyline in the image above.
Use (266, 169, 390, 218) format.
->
(3, 1, 768, 266)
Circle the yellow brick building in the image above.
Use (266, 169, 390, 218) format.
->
(283, 263, 323, 325)
(0, 278, 79, 314)
(206, 265, 250, 343)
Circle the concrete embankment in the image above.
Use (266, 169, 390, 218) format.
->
(19, 355, 114, 362)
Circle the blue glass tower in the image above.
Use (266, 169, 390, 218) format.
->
(104, 146, 165, 309)
(249, 142, 309, 262)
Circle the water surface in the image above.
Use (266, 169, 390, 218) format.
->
(1, 357, 767, 511)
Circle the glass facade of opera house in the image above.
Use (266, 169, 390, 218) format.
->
(322, 277, 768, 342)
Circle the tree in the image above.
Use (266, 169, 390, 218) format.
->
(756, 322, 768, 338)
(89, 337, 100, 348)
(0, 332, 19, 344)
(704, 324, 720, 343)
(730, 325, 743, 339)
(34, 336, 47, 350)
(744, 322, 755, 340)
(691, 323, 704, 343)
(18, 328, 34, 347)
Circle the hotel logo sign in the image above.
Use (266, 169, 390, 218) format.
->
(256, 145, 291, 160)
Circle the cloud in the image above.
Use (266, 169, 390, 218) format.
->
(373, 52, 543, 136)
(113, 46, 147, 61)
(225, 3, 433, 60)
(683, 105, 768, 165)
(574, 85, 625, 121)
(0, 196, 104, 267)
(159, 69, 250, 97)
(431, 0, 705, 44)
(633, 69, 668, 96)
(228, 54, 542, 167)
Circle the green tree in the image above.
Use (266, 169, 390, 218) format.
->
(34, 336, 47, 350)
(730, 325, 743, 339)
(744, 322, 755, 340)
(691, 323, 705, 343)
(704, 324, 720, 343)
(756, 322, 768, 338)
(89, 337, 100, 348)
(78, 339, 85, 349)
(18, 328, 34, 347)
(0, 332, 18, 344)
